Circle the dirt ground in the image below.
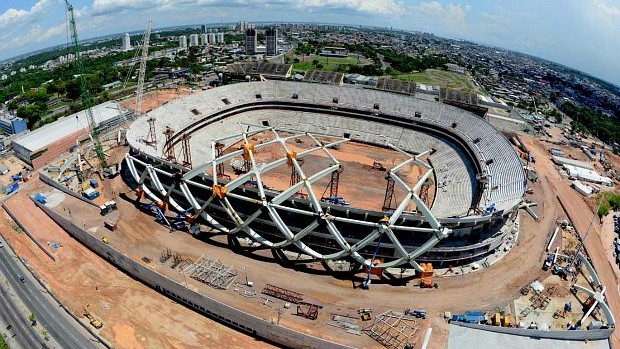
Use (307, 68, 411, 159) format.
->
(120, 89, 192, 114)
(0, 154, 29, 193)
(521, 134, 620, 348)
(27, 155, 569, 349)
(226, 131, 435, 212)
(0, 185, 276, 349)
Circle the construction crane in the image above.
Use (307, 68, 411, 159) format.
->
(135, 20, 152, 116)
(64, 0, 107, 169)
(65, 0, 108, 169)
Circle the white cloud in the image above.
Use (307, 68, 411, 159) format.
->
(295, 0, 403, 15)
(411, 2, 469, 30)
(0, 0, 53, 26)
(598, 2, 620, 16)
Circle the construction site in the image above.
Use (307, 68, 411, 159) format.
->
(0, 8, 618, 349)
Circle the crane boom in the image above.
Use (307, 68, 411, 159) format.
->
(64, 0, 107, 169)
(135, 20, 152, 115)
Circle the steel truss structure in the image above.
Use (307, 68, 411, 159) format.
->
(363, 311, 420, 349)
(125, 124, 451, 271)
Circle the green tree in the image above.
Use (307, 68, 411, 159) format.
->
(29, 313, 36, 326)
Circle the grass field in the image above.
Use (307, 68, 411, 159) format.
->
(289, 55, 364, 72)
(0, 335, 9, 349)
(394, 69, 475, 91)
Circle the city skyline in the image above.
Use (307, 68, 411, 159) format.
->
(0, 0, 619, 86)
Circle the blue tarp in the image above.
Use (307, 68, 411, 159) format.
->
(6, 183, 19, 195)
(34, 193, 46, 204)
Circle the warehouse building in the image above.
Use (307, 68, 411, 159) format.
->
(12, 101, 130, 168)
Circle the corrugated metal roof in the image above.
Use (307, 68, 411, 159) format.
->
(12, 101, 124, 152)
(552, 155, 594, 170)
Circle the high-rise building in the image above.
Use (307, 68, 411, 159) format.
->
(189, 34, 199, 47)
(179, 35, 188, 49)
(208, 33, 216, 45)
(266, 27, 278, 56)
(201, 33, 209, 46)
(245, 28, 257, 55)
(200, 24, 207, 34)
(238, 21, 247, 32)
(122, 33, 131, 51)
(216, 33, 224, 44)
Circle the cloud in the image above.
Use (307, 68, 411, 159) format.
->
(411, 2, 469, 30)
(0, 0, 53, 26)
(295, 0, 403, 15)
(91, 0, 295, 16)
(598, 2, 620, 16)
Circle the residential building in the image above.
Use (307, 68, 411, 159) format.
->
(122, 32, 131, 51)
(189, 34, 199, 47)
(179, 35, 188, 49)
(266, 27, 278, 56)
(245, 28, 257, 55)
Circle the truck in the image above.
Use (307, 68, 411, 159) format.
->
(404, 309, 427, 319)
(321, 196, 351, 206)
(543, 254, 553, 270)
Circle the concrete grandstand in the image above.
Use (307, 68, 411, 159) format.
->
(123, 81, 526, 270)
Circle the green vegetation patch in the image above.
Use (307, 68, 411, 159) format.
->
(562, 102, 620, 146)
(291, 55, 361, 72)
(0, 334, 9, 349)
(30, 148, 48, 160)
(596, 192, 620, 217)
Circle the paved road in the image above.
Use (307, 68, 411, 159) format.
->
(0, 238, 100, 349)
(0, 283, 46, 349)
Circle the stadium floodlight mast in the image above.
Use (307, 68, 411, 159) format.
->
(125, 124, 450, 271)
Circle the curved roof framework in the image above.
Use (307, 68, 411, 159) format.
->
(126, 123, 450, 271)
(126, 81, 525, 218)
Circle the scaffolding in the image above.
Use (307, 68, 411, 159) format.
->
(159, 247, 172, 263)
(296, 302, 321, 320)
(145, 117, 157, 145)
(181, 254, 238, 290)
(261, 284, 303, 304)
(382, 177, 396, 212)
(181, 133, 192, 169)
(214, 142, 230, 179)
(363, 311, 419, 349)
(163, 127, 176, 162)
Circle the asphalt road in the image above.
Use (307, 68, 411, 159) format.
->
(0, 239, 100, 349)
(0, 284, 46, 349)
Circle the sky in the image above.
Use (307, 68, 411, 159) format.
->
(1, 0, 619, 86)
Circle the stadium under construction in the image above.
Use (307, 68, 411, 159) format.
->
(123, 80, 526, 270)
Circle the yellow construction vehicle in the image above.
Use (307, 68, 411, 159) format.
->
(102, 236, 109, 244)
(83, 307, 103, 329)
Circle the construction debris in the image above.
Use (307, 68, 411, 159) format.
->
(261, 284, 303, 304)
(296, 302, 321, 320)
(363, 311, 419, 349)
(181, 253, 237, 290)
